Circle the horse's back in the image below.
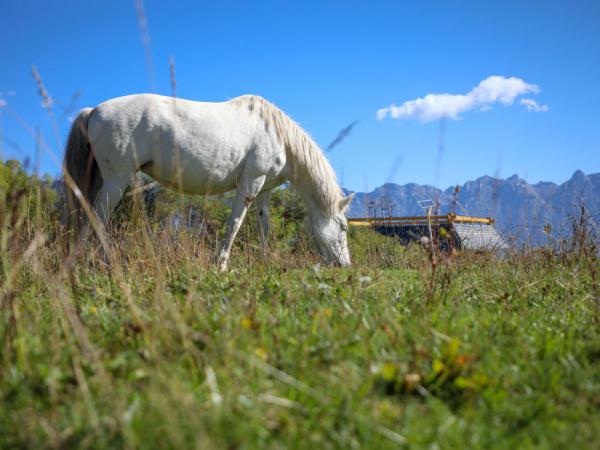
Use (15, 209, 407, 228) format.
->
(87, 94, 276, 194)
(89, 94, 240, 138)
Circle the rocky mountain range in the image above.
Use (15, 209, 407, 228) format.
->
(344, 170, 600, 245)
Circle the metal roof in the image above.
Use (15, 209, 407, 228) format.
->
(452, 222, 508, 250)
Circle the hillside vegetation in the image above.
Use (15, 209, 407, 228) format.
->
(1, 160, 599, 449)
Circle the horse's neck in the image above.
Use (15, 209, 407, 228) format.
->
(282, 134, 339, 218)
(286, 164, 328, 221)
(293, 176, 318, 210)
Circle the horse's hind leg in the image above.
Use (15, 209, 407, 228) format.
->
(93, 176, 130, 225)
(218, 175, 266, 272)
(75, 176, 129, 259)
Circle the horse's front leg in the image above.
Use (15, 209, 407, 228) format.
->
(218, 175, 266, 272)
(255, 190, 271, 259)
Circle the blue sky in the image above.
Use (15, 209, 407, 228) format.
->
(1, 0, 599, 192)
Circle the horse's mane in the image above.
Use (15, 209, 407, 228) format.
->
(229, 95, 342, 215)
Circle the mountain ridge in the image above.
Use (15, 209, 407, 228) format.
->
(344, 170, 600, 245)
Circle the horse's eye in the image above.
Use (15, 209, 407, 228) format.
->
(341, 223, 348, 232)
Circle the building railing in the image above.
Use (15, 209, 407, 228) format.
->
(348, 213, 494, 227)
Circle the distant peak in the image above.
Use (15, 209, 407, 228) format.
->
(534, 181, 557, 187)
(464, 174, 495, 185)
(570, 169, 586, 180)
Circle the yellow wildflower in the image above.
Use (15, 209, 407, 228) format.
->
(254, 347, 268, 361)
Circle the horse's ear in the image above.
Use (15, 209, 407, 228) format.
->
(338, 193, 355, 212)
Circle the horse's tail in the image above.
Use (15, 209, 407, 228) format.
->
(63, 107, 103, 234)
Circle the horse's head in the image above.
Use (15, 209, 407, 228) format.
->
(307, 193, 355, 267)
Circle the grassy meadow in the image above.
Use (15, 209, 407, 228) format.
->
(1, 160, 599, 449)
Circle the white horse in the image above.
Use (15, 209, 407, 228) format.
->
(63, 94, 355, 270)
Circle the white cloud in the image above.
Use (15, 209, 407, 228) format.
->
(377, 75, 545, 122)
(0, 99, 6, 108)
(470, 76, 539, 104)
(520, 98, 548, 112)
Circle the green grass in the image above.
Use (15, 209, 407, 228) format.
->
(1, 219, 598, 449)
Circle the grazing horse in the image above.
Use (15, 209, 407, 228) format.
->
(63, 94, 355, 270)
